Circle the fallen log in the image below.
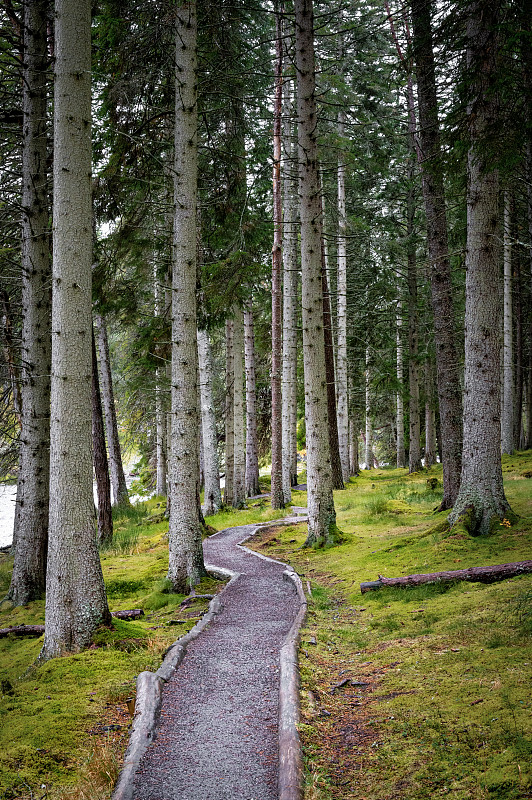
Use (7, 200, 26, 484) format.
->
(0, 609, 144, 638)
(360, 560, 532, 594)
(111, 609, 144, 620)
(0, 624, 44, 638)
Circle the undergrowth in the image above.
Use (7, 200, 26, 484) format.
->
(254, 451, 532, 800)
(1, 455, 531, 799)
(0, 494, 231, 799)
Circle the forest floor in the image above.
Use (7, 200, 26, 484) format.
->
(248, 453, 532, 800)
(0, 455, 530, 799)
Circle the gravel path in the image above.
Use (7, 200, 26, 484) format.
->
(130, 522, 303, 800)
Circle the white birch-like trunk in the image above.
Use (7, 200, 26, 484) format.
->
(365, 349, 373, 469)
(501, 192, 514, 454)
(281, 70, 299, 502)
(244, 303, 260, 497)
(197, 328, 222, 516)
(40, 0, 111, 660)
(232, 304, 246, 508)
(396, 305, 406, 468)
(224, 318, 234, 506)
(8, 0, 50, 606)
(295, 0, 336, 545)
(167, 1, 206, 592)
(271, 8, 284, 509)
(94, 313, 130, 505)
(336, 110, 349, 481)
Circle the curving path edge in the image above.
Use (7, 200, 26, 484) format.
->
(112, 514, 307, 800)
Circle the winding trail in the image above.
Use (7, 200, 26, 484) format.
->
(129, 516, 306, 800)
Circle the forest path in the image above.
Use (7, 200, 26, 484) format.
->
(130, 514, 306, 800)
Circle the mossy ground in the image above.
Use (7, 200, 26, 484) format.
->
(251, 451, 532, 800)
(0, 496, 235, 800)
(1, 459, 530, 800)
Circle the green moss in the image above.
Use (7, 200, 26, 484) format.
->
(0, 504, 227, 798)
(254, 453, 532, 800)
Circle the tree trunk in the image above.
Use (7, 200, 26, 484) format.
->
(167, 0, 206, 593)
(411, 0, 463, 505)
(232, 304, 246, 508)
(244, 303, 260, 497)
(349, 416, 359, 475)
(40, 0, 111, 660)
(281, 64, 299, 501)
(336, 109, 349, 481)
(295, 0, 336, 546)
(92, 328, 113, 546)
(94, 313, 130, 505)
(197, 328, 222, 516)
(449, 0, 512, 535)
(154, 266, 167, 497)
(365, 349, 374, 469)
(396, 303, 406, 468)
(0, 291, 22, 423)
(514, 255, 524, 449)
(322, 253, 344, 489)
(501, 192, 514, 454)
(407, 162, 422, 474)
(224, 317, 234, 506)
(271, 6, 284, 510)
(424, 358, 437, 468)
(7, 0, 51, 606)
(526, 142, 532, 449)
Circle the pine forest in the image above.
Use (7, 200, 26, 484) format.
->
(0, 0, 531, 798)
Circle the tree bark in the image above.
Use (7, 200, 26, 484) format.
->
(365, 348, 374, 469)
(0, 290, 22, 423)
(336, 108, 349, 481)
(396, 303, 406, 468)
(244, 303, 260, 497)
(501, 192, 514, 454)
(271, 5, 285, 510)
(360, 560, 532, 593)
(295, 0, 337, 546)
(197, 328, 222, 515)
(424, 358, 437, 468)
(281, 62, 299, 502)
(7, 0, 51, 606)
(526, 143, 532, 449)
(94, 313, 130, 505)
(224, 317, 234, 506)
(167, 0, 206, 593)
(448, 0, 512, 535)
(92, 328, 113, 546)
(406, 162, 422, 474)
(322, 252, 344, 489)
(154, 265, 167, 497)
(411, 0, 463, 505)
(232, 304, 246, 508)
(349, 415, 359, 475)
(40, 0, 111, 660)
(514, 255, 524, 449)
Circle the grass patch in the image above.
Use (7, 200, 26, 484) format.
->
(0, 495, 226, 798)
(256, 451, 532, 800)
(2, 454, 531, 799)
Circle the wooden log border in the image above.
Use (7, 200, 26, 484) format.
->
(112, 514, 308, 800)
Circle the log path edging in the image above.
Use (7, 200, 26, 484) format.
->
(112, 514, 308, 800)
